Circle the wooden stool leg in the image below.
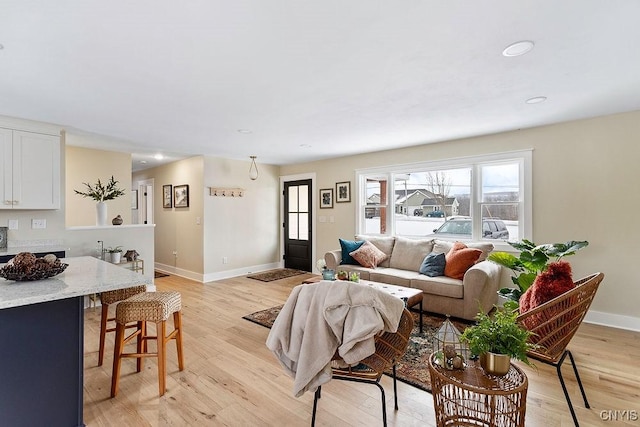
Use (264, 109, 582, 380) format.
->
(136, 321, 145, 372)
(111, 323, 125, 397)
(98, 303, 109, 366)
(158, 320, 167, 396)
(174, 311, 185, 371)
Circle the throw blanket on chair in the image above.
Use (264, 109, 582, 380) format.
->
(266, 280, 405, 397)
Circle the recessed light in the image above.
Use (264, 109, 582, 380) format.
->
(525, 96, 547, 104)
(502, 40, 535, 57)
(300, 144, 312, 148)
(154, 154, 164, 160)
(237, 129, 252, 134)
(139, 160, 147, 164)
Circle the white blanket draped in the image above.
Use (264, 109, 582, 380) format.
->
(265, 280, 405, 397)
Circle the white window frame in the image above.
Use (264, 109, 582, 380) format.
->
(355, 150, 532, 249)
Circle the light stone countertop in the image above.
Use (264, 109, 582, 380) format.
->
(0, 256, 152, 310)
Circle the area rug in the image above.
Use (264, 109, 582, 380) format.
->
(243, 305, 472, 393)
(247, 268, 307, 282)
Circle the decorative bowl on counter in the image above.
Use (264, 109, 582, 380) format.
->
(0, 252, 69, 282)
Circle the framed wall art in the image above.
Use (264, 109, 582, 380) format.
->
(319, 188, 333, 209)
(162, 185, 173, 208)
(174, 184, 189, 208)
(336, 181, 351, 203)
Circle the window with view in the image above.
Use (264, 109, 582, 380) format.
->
(356, 151, 531, 243)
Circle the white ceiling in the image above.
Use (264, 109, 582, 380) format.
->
(2, 1, 640, 171)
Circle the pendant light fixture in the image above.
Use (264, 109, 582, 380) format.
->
(249, 156, 259, 180)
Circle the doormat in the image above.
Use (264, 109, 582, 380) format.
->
(247, 268, 307, 282)
(154, 271, 170, 278)
(243, 305, 472, 393)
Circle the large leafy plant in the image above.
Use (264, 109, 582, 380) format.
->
(488, 239, 588, 310)
(459, 308, 535, 365)
(74, 176, 126, 202)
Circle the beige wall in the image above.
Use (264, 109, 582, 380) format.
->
(133, 156, 205, 278)
(134, 156, 281, 281)
(281, 110, 640, 325)
(65, 142, 132, 227)
(202, 157, 281, 279)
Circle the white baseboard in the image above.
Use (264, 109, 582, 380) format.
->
(202, 262, 282, 283)
(584, 310, 640, 332)
(154, 261, 283, 284)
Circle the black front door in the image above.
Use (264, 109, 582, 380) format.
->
(283, 179, 312, 271)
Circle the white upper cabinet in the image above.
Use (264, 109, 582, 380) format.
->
(0, 128, 61, 210)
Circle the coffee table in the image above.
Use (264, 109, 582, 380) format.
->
(302, 276, 423, 332)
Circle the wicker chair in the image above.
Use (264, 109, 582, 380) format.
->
(311, 308, 414, 427)
(516, 272, 604, 427)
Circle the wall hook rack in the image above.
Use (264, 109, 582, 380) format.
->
(209, 187, 245, 197)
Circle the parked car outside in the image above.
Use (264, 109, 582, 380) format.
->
(426, 210, 445, 217)
(428, 217, 509, 240)
(413, 208, 423, 216)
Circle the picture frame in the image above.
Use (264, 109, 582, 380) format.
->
(162, 185, 173, 208)
(174, 184, 190, 208)
(319, 188, 333, 209)
(336, 181, 351, 203)
(131, 190, 138, 210)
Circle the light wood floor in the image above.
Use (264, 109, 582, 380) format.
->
(83, 274, 640, 426)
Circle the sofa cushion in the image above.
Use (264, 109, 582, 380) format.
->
(369, 268, 421, 287)
(411, 275, 464, 298)
(339, 239, 365, 265)
(350, 241, 389, 268)
(389, 237, 434, 271)
(433, 239, 494, 261)
(419, 252, 446, 277)
(444, 242, 483, 280)
(355, 235, 395, 268)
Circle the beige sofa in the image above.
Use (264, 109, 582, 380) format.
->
(324, 235, 501, 321)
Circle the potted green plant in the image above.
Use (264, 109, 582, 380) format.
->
(74, 176, 126, 226)
(107, 246, 123, 264)
(460, 308, 535, 375)
(488, 239, 588, 311)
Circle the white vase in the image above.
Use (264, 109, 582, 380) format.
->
(111, 252, 121, 264)
(96, 202, 108, 226)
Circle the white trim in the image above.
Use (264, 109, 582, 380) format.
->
(584, 310, 640, 332)
(279, 172, 317, 271)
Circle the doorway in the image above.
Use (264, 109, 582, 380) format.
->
(136, 179, 154, 225)
(283, 178, 313, 272)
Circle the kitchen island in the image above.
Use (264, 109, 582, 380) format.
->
(0, 256, 153, 427)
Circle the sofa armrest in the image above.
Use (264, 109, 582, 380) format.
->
(461, 260, 502, 320)
(324, 250, 342, 271)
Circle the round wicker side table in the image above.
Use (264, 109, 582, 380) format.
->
(428, 353, 528, 427)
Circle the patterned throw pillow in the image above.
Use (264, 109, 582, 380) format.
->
(444, 242, 482, 280)
(349, 241, 389, 268)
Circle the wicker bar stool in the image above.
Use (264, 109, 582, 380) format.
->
(98, 285, 147, 366)
(110, 291, 184, 397)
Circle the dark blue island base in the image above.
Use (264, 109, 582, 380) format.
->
(0, 296, 84, 427)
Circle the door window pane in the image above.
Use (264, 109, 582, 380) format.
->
(298, 213, 309, 241)
(288, 187, 298, 212)
(288, 213, 298, 240)
(299, 185, 309, 212)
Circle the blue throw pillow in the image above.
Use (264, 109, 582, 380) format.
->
(419, 252, 446, 277)
(339, 238, 365, 265)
